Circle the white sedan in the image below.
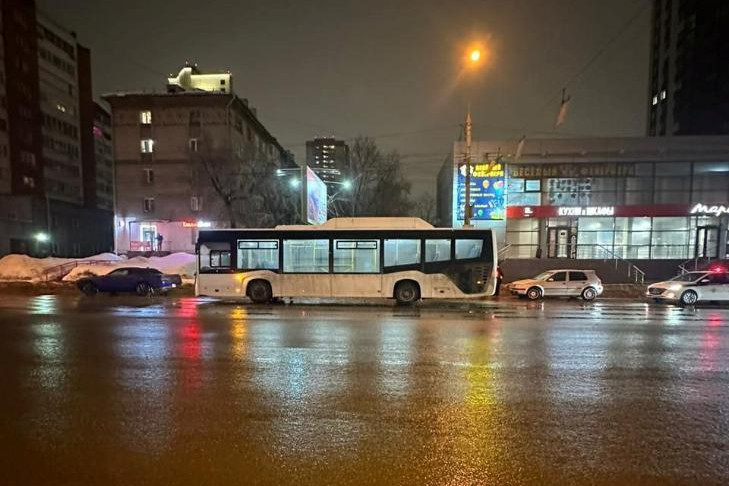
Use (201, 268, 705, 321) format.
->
(647, 270, 729, 306)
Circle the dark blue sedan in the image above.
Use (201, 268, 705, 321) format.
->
(77, 267, 182, 296)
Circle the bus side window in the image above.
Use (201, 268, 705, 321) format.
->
(455, 239, 483, 259)
(238, 240, 279, 270)
(425, 239, 451, 263)
(200, 242, 231, 272)
(384, 239, 420, 267)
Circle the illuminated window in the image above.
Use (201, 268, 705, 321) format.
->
(189, 138, 199, 152)
(652, 95, 659, 106)
(425, 239, 451, 262)
(140, 139, 154, 153)
(140, 110, 152, 124)
(660, 90, 667, 100)
(191, 196, 202, 212)
(333, 240, 379, 273)
(238, 240, 279, 270)
(384, 239, 421, 267)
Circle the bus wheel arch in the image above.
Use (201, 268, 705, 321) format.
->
(394, 280, 421, 305)
(247, 279, 273, 304)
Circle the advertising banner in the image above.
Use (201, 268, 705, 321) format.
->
(306, 167, 327, 225)
(455, 159, 506, 221)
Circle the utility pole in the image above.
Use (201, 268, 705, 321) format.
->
(463, 106, 473, 227)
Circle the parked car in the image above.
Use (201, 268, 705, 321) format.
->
(77, 267, 181, 296)
(646, 269, 729, 306)
(508, 269, 603, 301)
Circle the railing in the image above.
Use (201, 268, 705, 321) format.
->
(678, 256, 712, 274)
(497, 244, 512, 261)
(41, 259, 119, 282)
(593, 245, 646, 285)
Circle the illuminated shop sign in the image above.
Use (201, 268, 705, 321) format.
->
(509, 163, 635, 179)
(182, 220, 212, 228)
(690, 203, 729, 217)
(557, 206, 615, 216)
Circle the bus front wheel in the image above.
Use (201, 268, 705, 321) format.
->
(394, 280, 420, 305)
(248, 280, 272, 304)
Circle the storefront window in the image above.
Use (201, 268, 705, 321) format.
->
(506, 219, 539, 258)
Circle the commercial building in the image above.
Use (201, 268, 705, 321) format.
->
(439, 136, 729, 262)
(305, 137, 349, 189)
(648, 0, 729, 136)
(0, 0, 113, 257)
(105, 65, 296, 254)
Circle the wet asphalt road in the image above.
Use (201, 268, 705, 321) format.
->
(0, 295, 728, 485)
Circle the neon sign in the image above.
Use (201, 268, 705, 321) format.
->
(690, 203, 729, 217)
(182, 220, 212, 228)
(557, 206, 615, 216)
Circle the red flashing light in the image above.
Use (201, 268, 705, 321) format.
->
(710, 266, 726, 273)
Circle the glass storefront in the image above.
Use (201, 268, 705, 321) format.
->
(506, 216, 725, 260)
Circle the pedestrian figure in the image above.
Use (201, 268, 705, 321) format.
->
(155, 233, 164, 252)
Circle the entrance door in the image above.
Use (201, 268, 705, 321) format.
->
(548, 227, 573, 258)
(696, 226, 720, 259)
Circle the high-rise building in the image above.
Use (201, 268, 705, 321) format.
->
(93, 102, 113, 212)
(647, 0, 729, 136)
(0, 0, 113, 257)
(105, 65, 297, 254)
(305, 137, 349, 189)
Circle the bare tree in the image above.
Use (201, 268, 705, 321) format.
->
(193, 136, 296, 228)
(341, 136, 412, 217)
(412, 193, 436, 224)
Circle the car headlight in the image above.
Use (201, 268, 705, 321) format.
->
(668, 284, 683, 291)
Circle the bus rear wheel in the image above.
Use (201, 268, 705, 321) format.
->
(248, 280, 272, 304)
(394, 280, 420, 305)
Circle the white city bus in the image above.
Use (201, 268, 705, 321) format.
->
(195, 218, 498, 304)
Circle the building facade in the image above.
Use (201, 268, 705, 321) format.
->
(0, 0, 113, 257)
(648, 0, 729, 136)
(440, 136, 729, 262)
(305, 137, 349, 189)
(93, 102, 113, 211)
(105, 67, 295, 254)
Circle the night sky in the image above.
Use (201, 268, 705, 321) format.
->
(38, 0, 651, 195)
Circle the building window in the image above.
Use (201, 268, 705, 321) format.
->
(22, 176, 35, 188)
(20, 151, 36, 167)
(143, 197, 154, 213)
(652, 95, 659, 106)
(191, 196, 202, 212)
(283, 239, 329, 273)
(660, 89, 667, 101)
(189, 138, 199, 152)
(237, 240, 279, 270)
(220, 79, 226, 85)
(384, 239, 421, 267)
(140, 110, 152, 124)
(333, 240, 379, 273)
(140, 139, 154, 153)
(143, 168, 154, 184)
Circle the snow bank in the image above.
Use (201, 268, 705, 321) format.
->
(0, 253, 124, 281)
(62, 252, 196, 282)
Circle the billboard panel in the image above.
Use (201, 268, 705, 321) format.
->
(306, 167, 327, 225)
(455, 159, 505, 221)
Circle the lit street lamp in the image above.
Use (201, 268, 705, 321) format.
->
(35, 232, 50, 243)
(462, 45, 484, 227)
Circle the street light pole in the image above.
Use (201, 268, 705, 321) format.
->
(463, 106, 473, 227)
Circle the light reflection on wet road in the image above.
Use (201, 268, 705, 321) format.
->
(0, 295, 728, 485)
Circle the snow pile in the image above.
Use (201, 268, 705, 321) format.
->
(0, 253, 124, 282)
(62, 252, 196, 283)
